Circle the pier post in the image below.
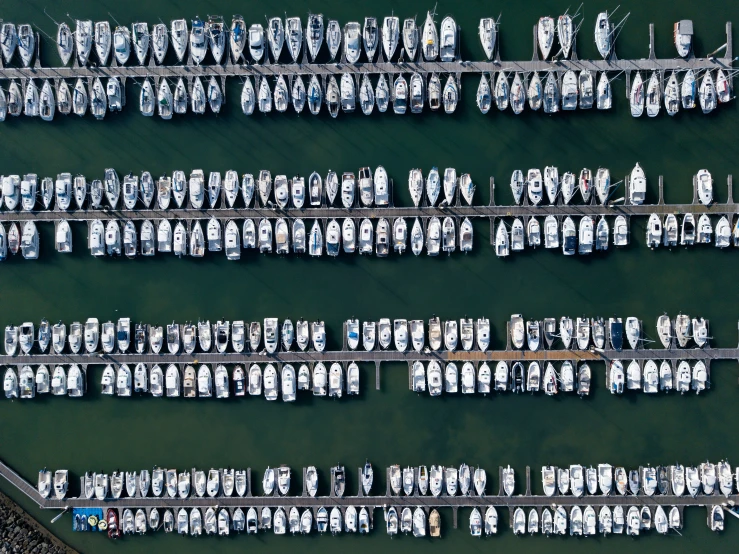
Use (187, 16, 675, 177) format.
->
(727, 22, 734, 60)
(692, 174, 699, 204)
(727, 175, 734, 205)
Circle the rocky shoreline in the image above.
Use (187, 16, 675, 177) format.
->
(0, 491, 76, 554)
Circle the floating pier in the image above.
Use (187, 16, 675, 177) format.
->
(0, 23, 732, 80)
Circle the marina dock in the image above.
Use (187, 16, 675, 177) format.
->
(0, 458, 733, 538)
(0, 175, 734, 222)
(0, 23, 732, 81)
(0, 344, 733, 367)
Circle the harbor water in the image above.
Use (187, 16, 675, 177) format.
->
(0, 0, 738, 552)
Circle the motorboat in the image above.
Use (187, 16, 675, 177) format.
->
(344, 22, 361, 63)
(440, 16, 456, 62)
(562, 70, 578, 110)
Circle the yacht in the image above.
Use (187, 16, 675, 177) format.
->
(382, 16, 399, 60)
(306, 14, 324, 61)
(537, 16, 555, 59)
(440, 16, 456, 62)
(57, 23, 73, 65)
(363, 17, 379, 60)
(479, 18, 496, 59)
(421, 12, 438, 61)
(699, 71, 717, 114)
(630, 71, 645, 117)
(402, 18, 418, 60)
(246, 23, 264, 63)
(595, 11, 612, 59)
(375, 74, 389, 112)
(477, 75, 492, 114)
(286, 17, 302, 62)
(325, 19, 341, 60)
(561, 70, 578, 110)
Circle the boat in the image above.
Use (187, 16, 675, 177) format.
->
(440, 16, 456, 62)
(363, 17, 379, 61)
(479, 18, 496, 60)
(382, 16, 399, 60)
(646, 71, 661, 117)
(674, 20, 693, 58)
(286, 17, 302, 62)
(421, 12, 438, 61)
(561, 70, 578, 110)
(710, 505, 724, 532)
(402, 18, 418, 60)
(74, 20, 92, 65)
(630, 71, 645, 117)
(56, 23, 73, 65)
(558, 15, 573, 58)
(595, 12, 612, 59)
(495, 221, 509, 257)
(696, 168, 714, 206)
(665, 71, 680, 116)
(344, 21, 361, 63)
(306, 14, 323, 61)
(538, 17, 555, 59)
(528, 72, 543, 110)
(699, 71, 717, 114)
(477, 75, 492, 114)
(597, 72, 613, 109)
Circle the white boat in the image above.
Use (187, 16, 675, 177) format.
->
(558, 15, 573, 58)
(594, 12, 612, 59)
(402, 18, 418, 60)
(561, 70, 578, 110)
(382, 16, 399, 60)
(696, 169, 713, 205)
(421, 12, 438, 61)
(646, 71, 661, 117)
(306, 14, 324, 61)
(538, 17, 555, 59)
(699, 71, 717, 114)
(479, 18, 496, 60)
(630, 71, 645, 117)
(440, 16, 456, 62)
(343, 22, 361, 63)
(629, 163, 646, 205)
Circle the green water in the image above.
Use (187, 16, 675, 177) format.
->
(0, 0, 738, 552)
